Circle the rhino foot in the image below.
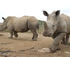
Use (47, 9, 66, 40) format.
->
(65, 42, 70, 45)
(61, 41, 70, 45)
(50, 44, 60, 52)
(32, 38, 37, 41)
(14, 34, 18, 37)
(8, 37, 13, 39)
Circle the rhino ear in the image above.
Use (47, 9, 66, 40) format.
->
(55, 10, 60, 16)
(2, 17, 5, 20)
(43, 11, 49, 16)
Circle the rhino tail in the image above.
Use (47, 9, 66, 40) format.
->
(36, 23, 39, 30)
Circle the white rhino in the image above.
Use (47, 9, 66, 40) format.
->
(43, 10, 70, 52)
(44, 21, 70, 45)
(0, 16, 39, 41)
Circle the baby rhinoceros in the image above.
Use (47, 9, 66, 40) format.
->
(0, 16, 39, 41)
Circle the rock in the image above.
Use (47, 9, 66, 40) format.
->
(38, 48, 51, 53)
(0, 34, 3, 36)
(65, 51, 70, 54)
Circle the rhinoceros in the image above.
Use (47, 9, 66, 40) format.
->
(43, 10, 70, 52)
(0, 16, 39, 41)
(44, 21, 70, 45)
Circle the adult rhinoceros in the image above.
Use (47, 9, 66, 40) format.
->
(0, 16, 39, 41)
(44, 21, 70, 45)
(43, 10, 70, 52)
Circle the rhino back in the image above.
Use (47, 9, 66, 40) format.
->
(27, 16, 39, 30)
(60, 14, 70, 33)
(7, 16, 39, 32)
(7, 17, 28, 32)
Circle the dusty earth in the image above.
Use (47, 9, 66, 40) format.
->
(0, 32, 70, 57)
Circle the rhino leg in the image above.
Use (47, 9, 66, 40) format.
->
(30, 29, 38, 41)
(65, 33, 70, 45)
(61, 33, 70, 45)
(50, 33, 66, 52)
(14, 31, 18, 37)
(32, 35, 34, 39)
(61, 36, 66, 44)
(9, 30, 14, 38)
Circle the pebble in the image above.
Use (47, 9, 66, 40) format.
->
(65, 51, 70, 54)
(38, 48, 51, 53)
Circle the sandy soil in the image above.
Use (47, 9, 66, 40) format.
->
(0, 32, 70, 57)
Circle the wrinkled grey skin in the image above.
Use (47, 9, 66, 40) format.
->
(0, 16, 39, 41)
(43, 10, 70, 52)
(44, 21, 70, 45)
(61, 33, 70, 45)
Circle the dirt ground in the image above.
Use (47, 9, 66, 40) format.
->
(0, 32, 70, 57)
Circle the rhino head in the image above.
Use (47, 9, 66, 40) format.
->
(43, 10, 60, 37)
(0, 17, 8, 31)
